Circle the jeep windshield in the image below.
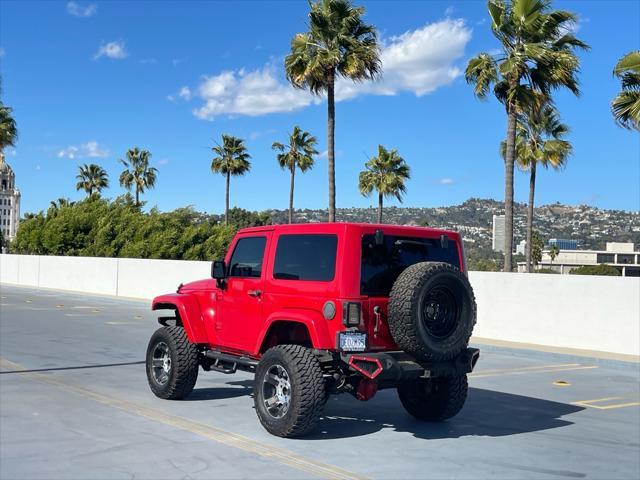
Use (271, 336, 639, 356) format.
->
(360, 233, 460, 296)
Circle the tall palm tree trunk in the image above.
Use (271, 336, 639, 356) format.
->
(378, 192, 383, 223)
(225, 171, 230, 225)
(327, 69, 336, 223)
(289, 165, 295, 224)
(503, 106, 517, 272)
(135, 188, 140, 206)
(525, 160, 537, 273)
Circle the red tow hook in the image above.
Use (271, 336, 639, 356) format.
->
(355, 378, 378, 401)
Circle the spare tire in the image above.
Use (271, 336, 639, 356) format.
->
(388, 262, 476, 362)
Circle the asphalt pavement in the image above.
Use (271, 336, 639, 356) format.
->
(1, 284, 639, 479)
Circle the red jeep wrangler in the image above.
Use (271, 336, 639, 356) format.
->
(145, 223, 478, 437)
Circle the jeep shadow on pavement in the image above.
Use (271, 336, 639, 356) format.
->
(145, 223, 480, 437)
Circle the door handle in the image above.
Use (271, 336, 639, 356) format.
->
(247, 289, 262, 298)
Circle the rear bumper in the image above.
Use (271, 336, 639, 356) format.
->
(340, 348, 480, 388)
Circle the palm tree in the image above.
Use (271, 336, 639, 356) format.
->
(211, 135, 251, 224)
(465, 0, 588, 272)
(502, 104, 572, 272)
(76, 163, 109, 198)
(118, 148, 157, 206)
(0, 103, 17, 155)
(612, 51, 640, 131)
(272, 126, 318, 224)
(358, 145, 410, 223)
(285, 0, 380, 222)
(549, 244, 560, 265)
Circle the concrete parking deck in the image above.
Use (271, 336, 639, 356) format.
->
(1, 284, 638, 479)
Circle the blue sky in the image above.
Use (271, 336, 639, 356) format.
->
(1, 0, 638, 215)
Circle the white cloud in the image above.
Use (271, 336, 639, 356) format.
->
(67, 2, 97, 18)
(335, 19, 471, 100)
(178, 86, 192, 100)
(186, 18, 471, 120)
(57, 141, 109, 159)
(193, 66, 317, 120)
(438, 178, 455, 185)
(94, 40, 128, 60)
(445, 6, 455, 16)
(157, 158, 169, 166)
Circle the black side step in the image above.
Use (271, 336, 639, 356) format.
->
(203, 350, 258, 374)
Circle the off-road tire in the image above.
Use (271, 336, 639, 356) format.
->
(146, 326, 199, 400)
(388, 262, 476, 362)
(398, 374, 468, 421)
(254, 345, 326, 438)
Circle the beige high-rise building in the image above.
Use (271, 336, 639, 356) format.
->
(492, 214, 505, 252)
(0, 152, 21, 242)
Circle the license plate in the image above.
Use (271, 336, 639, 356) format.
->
(339, 332, 367, 352)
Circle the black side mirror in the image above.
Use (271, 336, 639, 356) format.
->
(212, 260, 227, 281)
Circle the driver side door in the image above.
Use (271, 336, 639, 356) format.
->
(219, 234, 269, 352)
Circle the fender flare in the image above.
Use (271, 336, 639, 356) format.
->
(152, 293, 208, 343)
(254, 309, 332, 355)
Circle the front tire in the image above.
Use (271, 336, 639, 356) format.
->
(398, 374, 468, 421)
(254, 345, 326, 438)
(146, 326, 199, 400)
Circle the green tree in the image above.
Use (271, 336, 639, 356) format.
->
(119, 148, 158, 206)
(549, 244, 560, 264)
(0, 104, 17, 154)
(502, 103, 572, 272)
(358, 145, 410, 223)
(465, 0, 588, 272)
(272, 126, 318, 223)
(76, 163, 109, 198)
(211, 135, 251, 225)
(531, 231, 544, 267)
(285, 0, 380, 222)
(570, 265, 621, 276)
(612, 51, 640, 131)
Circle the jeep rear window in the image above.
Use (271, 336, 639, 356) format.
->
(228, 236, 267, 278)
(273, 234, 338, 281)
(361, 234, 460, 296)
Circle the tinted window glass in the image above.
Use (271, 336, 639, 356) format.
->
(273, 234, 338, 281)
(361, 234, 460, 296)
(228, 237, 267, 278)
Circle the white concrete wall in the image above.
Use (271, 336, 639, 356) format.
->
(1, 254, 639, 357)
(116, 258, 210, 299)
(469, 271, 640, 356)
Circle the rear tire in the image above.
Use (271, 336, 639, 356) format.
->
(254, 345, 326, 438)
(398, 374, 468, 421)
(146, 326, 199, 400)
(388, 262, 476, 361)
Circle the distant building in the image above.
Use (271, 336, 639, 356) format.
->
(517, 242, 639, 277)
(516, 239, 527, 255)
(492, 215, 505, 252)
(0, 152, 21, 243)
(549, 238, 578, 250)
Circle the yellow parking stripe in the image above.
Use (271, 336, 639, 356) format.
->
(470, 364, 598, 379)
(0, 358, 367, 480)
(571, 397, 640, 410)
(472, 363, 580, 375)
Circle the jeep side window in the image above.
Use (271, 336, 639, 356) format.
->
(273, 234, 338, 281)
(228, 236, 267, 278)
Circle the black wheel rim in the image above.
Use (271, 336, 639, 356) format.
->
(262, 364, 291, 419)
(150, 341, 171, 385)
(421, 285, 459, 339)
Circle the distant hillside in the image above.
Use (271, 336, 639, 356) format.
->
(264, 198, 640, 252)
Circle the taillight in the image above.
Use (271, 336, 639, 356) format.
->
(342, 302, 362, 327)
